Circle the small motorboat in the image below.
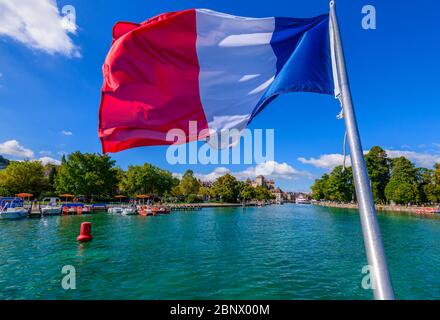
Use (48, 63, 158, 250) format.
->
(41, 197, 62, 216)
(121, 207, 137, 215)
(0, 198, 29, 219)
(108, 206, 123, 214)
(139, 206, 153, 216)
(295, 197, 311, 204)
(61, 204, 85, 215)
(158, 206, 171, 214)
(416, 207, 440, 214)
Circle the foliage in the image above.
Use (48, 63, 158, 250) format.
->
(238, 182, 256, 203)
(420, 164, 440, 203)
(186, 194, 199, 203)
(119, 163, 175, 197)
(254, 185, 275, 201)
(385, 157, 419, 204)
(55, 152, 118, 198)
(0, 160, 48, 196)
(210, 173, 240, 203)
(325, 166, 354, 202)
(311, 174, 329, 201)
(311, 166, 354, 202)
(365, 146, 390, 204)
(178, 170, 200, 197)
(312, 146, 440, 205)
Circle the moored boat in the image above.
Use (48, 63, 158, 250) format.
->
(416, 207, 440, 214)
(139, 206, 153, 216)
(158, 206, 171, 214)
(121, 207, 137, 215)
(108, 206, 123, 214)
(41, 197, 62, 216)
(295, 197, 311, 204)
(0, 198, 29, 219)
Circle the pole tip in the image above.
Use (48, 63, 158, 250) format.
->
(330, 1, 335, 8)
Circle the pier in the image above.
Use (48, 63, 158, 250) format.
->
(169, 204, 202, 211)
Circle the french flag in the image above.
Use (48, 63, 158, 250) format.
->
(99, 9, 334, 153)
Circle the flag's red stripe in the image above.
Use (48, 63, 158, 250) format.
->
(99, 9, 208, 153)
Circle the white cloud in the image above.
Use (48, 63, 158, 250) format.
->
(299, 149, 440, 170)
(61, 130, 73, 136)
(0, 140, 34, 158)
(39, 150, 52, 156)
(386, 150, 440, 168)
(0, 0, 79, 56)
(37, 156, 61, 165)
(187, 161, 311, 182)
(236, 161, 312, 180)
(298, 154, 351, 170)
(195, 167, 231, 182)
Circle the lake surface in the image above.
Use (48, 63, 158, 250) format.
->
(0, 204, 439, 300)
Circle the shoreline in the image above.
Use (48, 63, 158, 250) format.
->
(316, 201, 440, 218)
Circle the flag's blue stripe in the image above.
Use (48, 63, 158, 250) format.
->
(248, 14, 334, 123)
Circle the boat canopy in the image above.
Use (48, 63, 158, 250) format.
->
(0, 197, 24, 209)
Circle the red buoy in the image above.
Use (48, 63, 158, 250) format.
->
(77, 222, 93, 242)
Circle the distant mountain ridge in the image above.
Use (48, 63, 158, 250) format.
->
(0, 155, 9, 169)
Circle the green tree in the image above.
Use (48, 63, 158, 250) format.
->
(55, 152, 118, 199)
(178, 170, 200, 198)
(254, 185, 274, 201)
(424, 164, 440, 203)
(0, 160, 48, 196)
(211, 173, 240, 203)
(198, 186, 211, 202)
(365, 146, 390, 203)
(385, 157, 418, 204)
(238, 182, 255, 204)
(325, 166, 354, 202)
(119, 163, 175, 197)
(311, 173, 330, 200)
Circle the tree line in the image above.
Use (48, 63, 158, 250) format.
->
(0, 151, 274, 203)
(311, 146, 440, 205)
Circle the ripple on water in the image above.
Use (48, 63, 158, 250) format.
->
(0, 205, 439, 299)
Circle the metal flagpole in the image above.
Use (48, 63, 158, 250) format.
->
(329, 1, 395, 300)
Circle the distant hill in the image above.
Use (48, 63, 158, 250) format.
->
(0, 155, 9, 169)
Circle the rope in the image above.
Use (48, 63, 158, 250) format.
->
(342, 131, 347, 172)
(336, 97, 347, 172)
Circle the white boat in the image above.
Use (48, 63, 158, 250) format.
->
(121, 207, 137, 215)
(41, 206, 62, 215)
(108, 206, 123, 214)
(41, 197, 62, 216)
(0, 198, 29, 219)
(295, 197, 311, 204)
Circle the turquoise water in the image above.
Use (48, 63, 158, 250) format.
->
(0, 204, 439, 300)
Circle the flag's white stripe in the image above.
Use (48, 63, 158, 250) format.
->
(195, 9, 278, 136)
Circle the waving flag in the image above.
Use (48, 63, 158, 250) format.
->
(99, 9, 334, 153)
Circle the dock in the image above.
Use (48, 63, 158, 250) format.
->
(169, 204, 202, 211)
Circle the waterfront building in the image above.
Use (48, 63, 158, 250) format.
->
(253, 175, 266, 188)
(271, 187, 284, 203)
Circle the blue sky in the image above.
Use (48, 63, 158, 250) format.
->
(0, 0, 439, 192)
